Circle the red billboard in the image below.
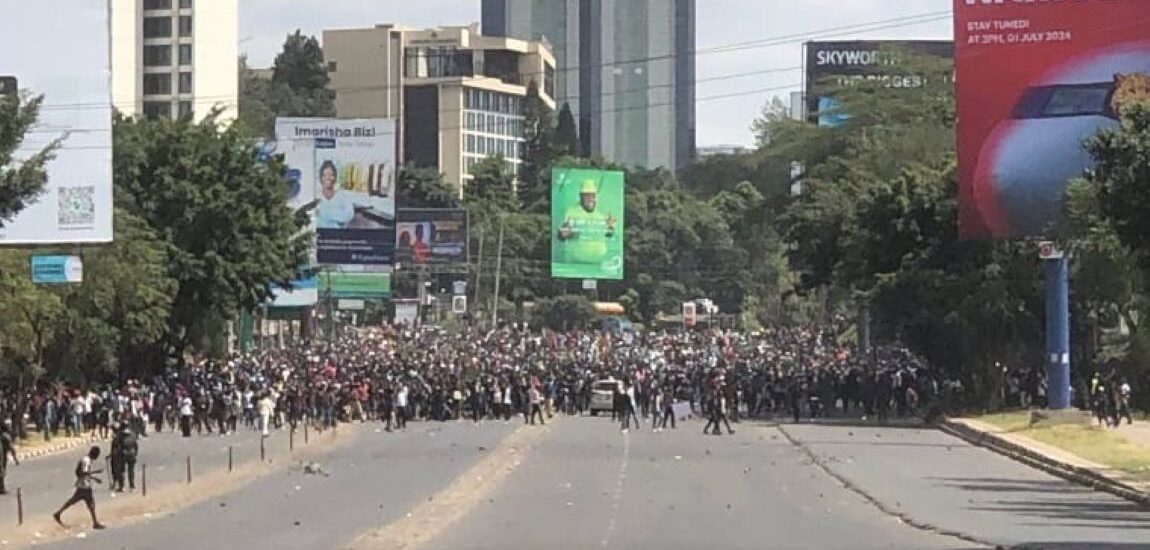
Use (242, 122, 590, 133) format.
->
(955, 0, 1150, 239)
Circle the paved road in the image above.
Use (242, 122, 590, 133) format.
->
(782, 423, 1150, 549)
(31, 417, 1150, 550)
(0, 425, 301, 527)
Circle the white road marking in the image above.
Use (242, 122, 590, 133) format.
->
(600, 430, 630, 547)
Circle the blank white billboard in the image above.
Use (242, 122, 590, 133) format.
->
(0, 0, 114, 244)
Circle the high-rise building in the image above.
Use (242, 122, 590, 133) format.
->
(324, 23, 556, 191)
(482, 0, 695, 171)
(111, 0, 238, 121)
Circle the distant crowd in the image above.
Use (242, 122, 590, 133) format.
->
(0, 320, 959, 443)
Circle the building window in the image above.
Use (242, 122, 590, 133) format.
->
(403, 47, 472, 79)
(179, 0, 192, 8)
(178, 72, 192, 94)
(143, 17, 172, 38)
(177, 44, 192, 66)
(178, 101, 193, 118)
(143, 101, 172, 120)
(143, 73, 172, 95)
(178, 16, 193, 37)
(144, 0, 171, 10)
(143, 45, 171, 67)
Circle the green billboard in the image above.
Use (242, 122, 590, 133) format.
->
(551, 168, 625, 280)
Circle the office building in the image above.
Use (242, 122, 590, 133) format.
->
(324, 23, 556, 190)
(111, 0, 238, 121)
(482, 0, 695, 171)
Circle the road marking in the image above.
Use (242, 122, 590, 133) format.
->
(345, 421, 554, 550)
(600, 429, 630, 547)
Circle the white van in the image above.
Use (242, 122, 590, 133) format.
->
(589, 379, 618, 416)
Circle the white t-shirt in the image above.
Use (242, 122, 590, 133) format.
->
(179, 397, 193, 416)
(75, 456, 93, 489)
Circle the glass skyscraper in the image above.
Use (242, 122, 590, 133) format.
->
(483, 0, 696, 171)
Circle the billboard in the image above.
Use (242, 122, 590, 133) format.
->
(955, 0, 1150, 239)
(805, 40, 953, 127)
(551, 168, 625, 280)
(0, 1, 113, 244)
(395, 209, 468, 267)
(271, 118, 397, 265)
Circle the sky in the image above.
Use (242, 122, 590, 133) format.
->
(240, 0, 953, 147)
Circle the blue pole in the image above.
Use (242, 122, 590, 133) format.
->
(1044, 257, 1071, 409)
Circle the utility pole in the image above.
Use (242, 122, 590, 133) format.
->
(490, 216, 505, 328)
(473, 227, 485, 326)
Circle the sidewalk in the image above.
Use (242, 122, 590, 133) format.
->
(940, 415, 1150, 505)
(0, 424, 355, 547)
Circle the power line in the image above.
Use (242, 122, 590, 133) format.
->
(44, 80, 805, 151)
(30, 10, 950, 114)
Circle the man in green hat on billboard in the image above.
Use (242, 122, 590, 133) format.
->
(556, 177, 617, 266)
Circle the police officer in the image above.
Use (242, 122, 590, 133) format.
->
(110, 425, 139, 492)
(1, 420, 19, 495)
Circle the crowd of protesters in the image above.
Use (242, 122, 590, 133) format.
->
(0, 320, 952, 446)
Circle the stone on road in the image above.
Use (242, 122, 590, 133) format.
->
(26, 418, 1150, 550)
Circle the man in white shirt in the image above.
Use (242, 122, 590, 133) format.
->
(179, 395, 194, 437)
(53, 446, 105, 530)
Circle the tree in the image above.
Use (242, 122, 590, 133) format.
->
(273, 31, 333, 100)
(237, 32, 335, 138)
(114, 112, 309, 362)
(518, 80, 555, 210)
(396, 165, 460, 209)
(0, 93, 57, 227)
(554, 102, 579, 157)
(237, 56, 278, 138)
(532, 294, 597, 330)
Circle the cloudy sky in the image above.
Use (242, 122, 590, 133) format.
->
(240, 0, 952, 146)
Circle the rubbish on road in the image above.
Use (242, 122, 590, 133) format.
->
(566, 502, 574, 507)
(75, 533, 87, 539)
(293, 521, 301, 526)
(303, 462, 330, 477)
(674, 455, 682, 461)
(478, 446, 487, 451)
(294, 485, 302, 491)
(219, 502, 227, 507)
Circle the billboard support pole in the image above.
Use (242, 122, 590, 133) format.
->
(1044, 257, 1071, 409)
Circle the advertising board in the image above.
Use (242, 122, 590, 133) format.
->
(0, 1, 113, 244)
(805, 40, 953, 127)
(551, 168, 625, 280)
(955, 0, 1150, 238)
(395, 209, 468, 267)
(272, 118, 397, 265)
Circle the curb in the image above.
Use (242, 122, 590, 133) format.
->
(14, 434, 106, 462)
(939, 419, 1150, 506)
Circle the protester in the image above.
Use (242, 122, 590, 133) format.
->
(53, 445, 105, 530)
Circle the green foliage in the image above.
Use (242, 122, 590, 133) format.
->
(518, 80, 556, 211)
(0, 93, 56, 226)
(532, 294, 597, 330)
(114, 113, 308, 360)
(554, 102, 579, 157)
(236, 32, 335, 138)
(396, 165, 460, 209)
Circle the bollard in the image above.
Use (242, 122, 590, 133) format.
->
(304, 421, 309, 444)
(228, 445, 234, 473)
(16, 487, 23, 526)
(260, 436, 266, 462)
(142, 463, 147, 496)
(186, 456, 192, 484)
(290, 427, 294, 452)
(106, 456, 113, 493)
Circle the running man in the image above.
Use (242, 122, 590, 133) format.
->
(53, 445, 106, 530)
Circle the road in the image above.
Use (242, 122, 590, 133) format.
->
(25, 416, 1150, 550)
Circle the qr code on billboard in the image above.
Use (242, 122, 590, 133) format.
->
(58, 186, 96, 226)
